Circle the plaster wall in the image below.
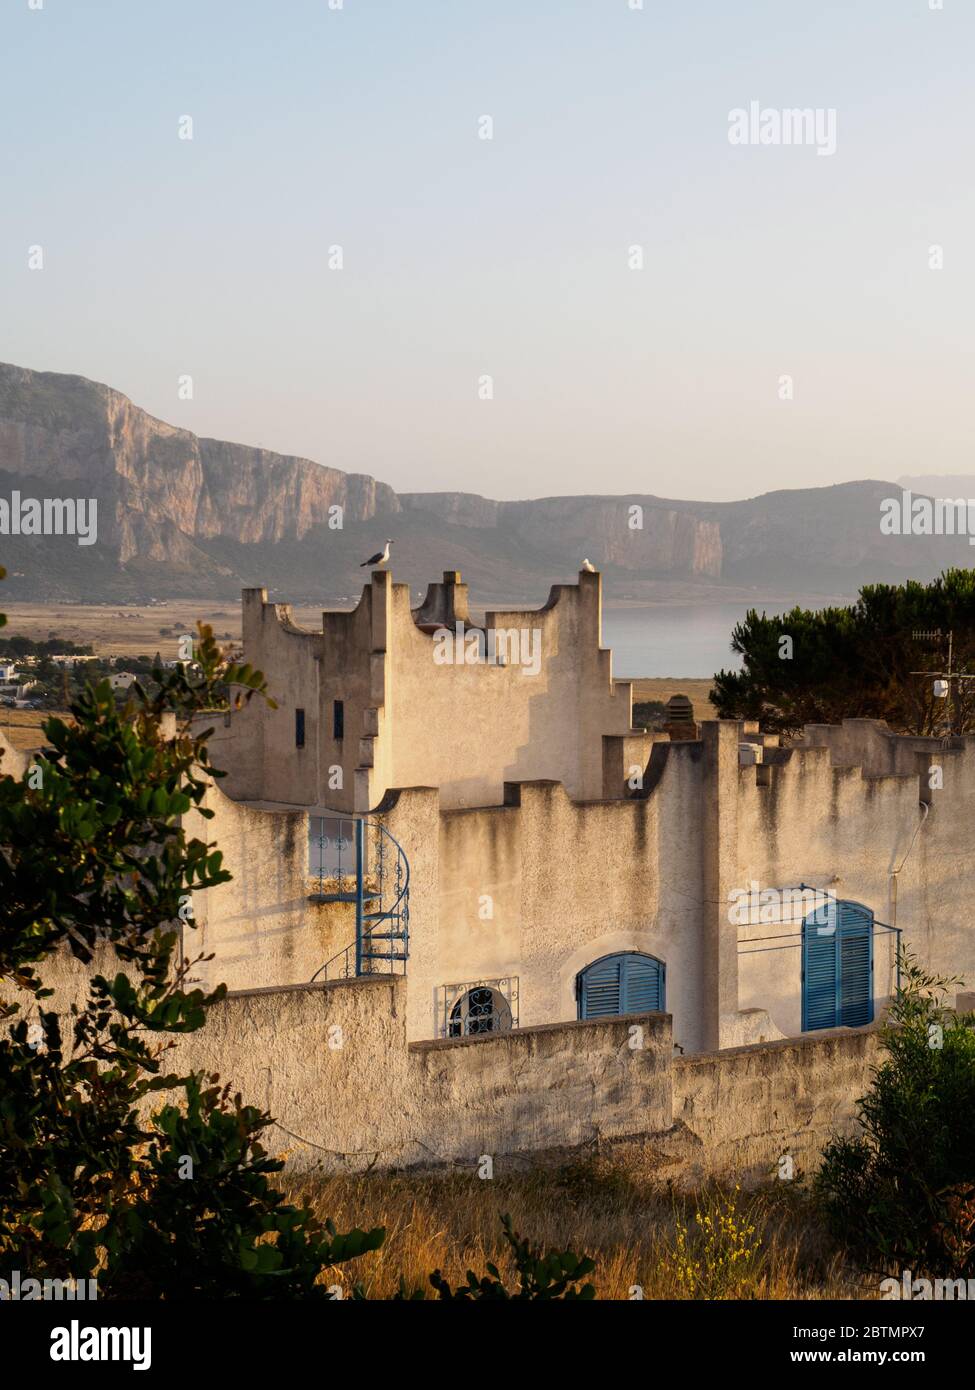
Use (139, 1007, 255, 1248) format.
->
(184, 782, 348, 992)
(735, 732, 975, 1038)
(166, 974, 880, 1183)
(380, 747, 711, 1051)
(207, 570, 636, 815)
(169, 976, 673, 1172)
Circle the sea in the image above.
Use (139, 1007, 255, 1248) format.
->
(601, 602, 801, 678)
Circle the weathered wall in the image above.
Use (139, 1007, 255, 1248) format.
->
(167, 975, 880, 1183)
(26, 944, 883, 1184)
(379, 749, 713, 1051)
(209, 569, 636, 815)
(672, 1026, 882, 1180)
(170, 978, 673, 1171)
(385, 569, 632, 811)
(735, 727, 975, 1038)
(185, 781, 348, 992)
(192, 717, 975, 1054)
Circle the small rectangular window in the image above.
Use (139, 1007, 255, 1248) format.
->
(333, 699, 344, 740)
(295, 708, 305, 748)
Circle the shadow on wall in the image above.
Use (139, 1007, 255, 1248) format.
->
(167, 975, 882, 1186)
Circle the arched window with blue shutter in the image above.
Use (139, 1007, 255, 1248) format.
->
(577, 951, 665, 1020)
(801, 900, 874, 1031)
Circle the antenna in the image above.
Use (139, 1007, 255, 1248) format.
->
(911, 628, 975, 737)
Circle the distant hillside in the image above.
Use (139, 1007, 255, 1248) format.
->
(0, 362, 970, 604)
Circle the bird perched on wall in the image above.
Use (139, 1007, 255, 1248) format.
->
(581, 558, 596, 572)
(360, 539, 393, 567)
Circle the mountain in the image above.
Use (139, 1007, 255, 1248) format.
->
(0, 362, 970, 605)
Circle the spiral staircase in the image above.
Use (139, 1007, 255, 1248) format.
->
(309, 814, 410, 981)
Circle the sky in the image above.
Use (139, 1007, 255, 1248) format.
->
(2, 0, 973, 502)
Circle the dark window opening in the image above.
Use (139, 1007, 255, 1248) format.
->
(448, 986, 513, 1038)
(295, 708, 305, 748)
(333, 699, 344, 740)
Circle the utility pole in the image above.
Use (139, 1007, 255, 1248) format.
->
(911, 628, 975, 737)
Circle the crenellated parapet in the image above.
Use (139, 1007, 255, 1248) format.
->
(219, 566, 639, 813)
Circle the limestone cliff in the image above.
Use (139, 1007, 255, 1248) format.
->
(0, 362, 966, 604)
(0, 364, 721, 599)
(401, 492, 723, 578)
(0, 363, 397, 564)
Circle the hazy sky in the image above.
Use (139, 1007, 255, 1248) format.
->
(2, 0, 972, 502)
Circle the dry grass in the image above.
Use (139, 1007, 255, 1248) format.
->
(284, 1161, 875, 1300)
(0, 600, 244, 658)
(0, 708, 61, 752)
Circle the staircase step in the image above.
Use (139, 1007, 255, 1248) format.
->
(309, 891, 381, 905)
(360, 951, 408, 962)
(366, 931, 408, 942)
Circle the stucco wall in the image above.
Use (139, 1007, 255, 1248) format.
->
(379, 750, 713, 1051)
(735, 730, 975, 1038)
(208, 570, 636, 815)
(170, 977, 673, 1171)
(28, 949, 883, 1183)
(384, 571, 632, 810)
(166, 974, 880, 1182)
(185, 782, 349, 992)
(673, 1025, 882, 1179)
(193, 717, 975, 1056)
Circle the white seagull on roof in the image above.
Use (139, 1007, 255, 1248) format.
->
(360, 539, 393, 567)
(581, 558, 596, 572)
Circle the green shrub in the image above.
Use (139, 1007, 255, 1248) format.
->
(0, 590, 384, 1296)
(396, 1214, 596, 1300)
(815, 952, 975, 1276)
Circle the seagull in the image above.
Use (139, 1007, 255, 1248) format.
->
(360, 539, 393, 567)
(581, 558, 596, 572)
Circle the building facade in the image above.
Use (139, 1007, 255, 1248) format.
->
(186, 567, 975, 1055)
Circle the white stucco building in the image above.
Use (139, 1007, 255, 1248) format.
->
(187, 567, 975, 1055)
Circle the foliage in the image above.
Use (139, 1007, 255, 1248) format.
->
(0, 570, 596, 1298)
(711, 568, 975, 735)
(656, 1186, 764, 1299)
(395, 1214, 596, 1300)
(632, 699, 667, 730)
(0, 573, 386, 1297)
(815, 951, 975, 1277)
(0, 635, 93, 658)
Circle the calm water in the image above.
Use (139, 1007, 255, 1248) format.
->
(602, 603, 798, 678)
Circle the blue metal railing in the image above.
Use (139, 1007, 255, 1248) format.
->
(310, 815, 410, 981)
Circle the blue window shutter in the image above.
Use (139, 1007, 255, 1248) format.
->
(802, 925, 837, 1030)
(579, 953, 665, 1019)
(838, 903, 873, 1026)
(802, 901, 873, 1030)
(622, 955, 664, 1013)
(580, 957, 622, 1018)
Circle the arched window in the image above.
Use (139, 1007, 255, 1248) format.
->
(801, 900, 874, 1031)
(576, 951, 665, 1020)
(449, 986, 513, 1037)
